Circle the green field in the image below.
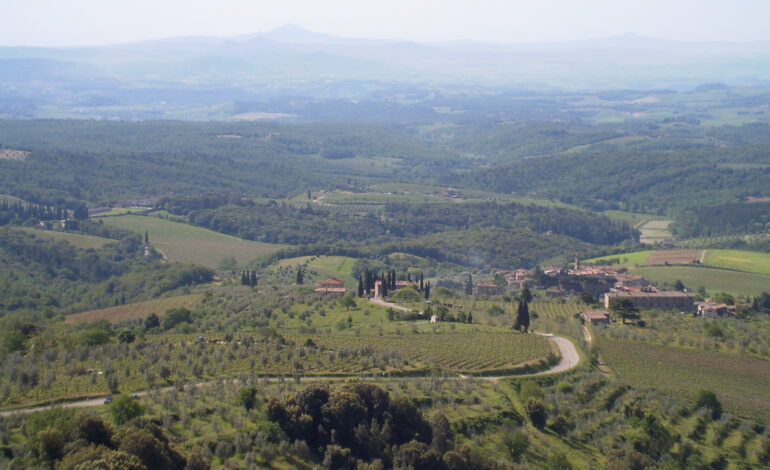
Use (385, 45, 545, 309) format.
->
(633, 266, 770, 297)
(16, 227, 115, 250)
(586, 250, 653, 266)
(600, 339, 770, 422)
(275, 255, 358, 286)
(90, 207, 148, 217)
(103, 215, 285, 268)
(703, 249, 770, 276)
(65, 294, 204, 324)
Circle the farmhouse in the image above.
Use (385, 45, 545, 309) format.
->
(580, 310, 610, 325)
(476, 282, 504, 296)
(314, 278, 346, 294)
(695, 301, 736, 318)
(604, 287, 694, 312)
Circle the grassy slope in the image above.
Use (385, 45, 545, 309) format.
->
(64, 294, 204, 324)
(103, 215, 285, 268)
(275, 255, 358, 286)
(703, 249, 770, 275)
(600, 338, 770, 422)
(15, 227, 115, 250)
(633, 266, 770, 297)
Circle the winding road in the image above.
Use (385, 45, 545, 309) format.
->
(0, 333, 580, 417)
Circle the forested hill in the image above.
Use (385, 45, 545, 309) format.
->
(0, 227, 212, 318)
(450, 150, 770, 214)
(0, 120, 452, 205)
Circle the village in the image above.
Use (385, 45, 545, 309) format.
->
(309, 254, 738, 327)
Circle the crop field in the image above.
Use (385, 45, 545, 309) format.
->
(600, 339, 770, 422)
(16, 227, 115, 250)
(703, 249, 770, 275)
(102, 215, 285, 268)
(638, 219, 673, 244)
(64, 294, 204, 324)
(274, 255, 358, 286)
(633, 266, 770, 297)
(646, 249, 702, 265)
(90, 207, 148, 217)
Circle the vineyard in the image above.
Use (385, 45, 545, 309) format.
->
(0, 329, 553, 408)
(287, 331, 554, 374)
(599, 338, 770, 423)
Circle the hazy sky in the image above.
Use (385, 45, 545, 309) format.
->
(2, 0, 770, 47)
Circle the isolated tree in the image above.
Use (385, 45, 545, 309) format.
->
(357, 276, 364, 297)
(296, 267, 304, 285)
(611, 299, 640, 325)
(118, 330, 136, 344)
(249, 270, 257, 287)
(339, 295, 356, 311)
(424, 281, 431, 299)
(693, 389, 722, 419)
(465, 274, 473, 296)
(514, 299, 530, 332)
(521, 284, 533, 303)
(144, 231, 149, 245)
(674, 279, 685, 291)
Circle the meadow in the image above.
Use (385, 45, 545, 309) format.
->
(599, 338, 770, 423)
(15, 227, 115, 250)
(64, 294, 204, 325)
(103, 215, 285, 268)
(703, 249, 770, 275)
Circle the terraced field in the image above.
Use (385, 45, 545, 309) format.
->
(103, 215, 285, 268)
(600, 339, 770, 422)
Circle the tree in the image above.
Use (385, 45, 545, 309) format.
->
(339, 295, 356, 311)
(521, 284, 533, 303)
(424, 281, 431, 299)
(238, 387, 258, 411)
(162, 307, 192, 330)
(76, 415, 113, 447)
(579, 291, 595, 304)
(118, 330, 136, 344)
(674, 279, 685, 291)
(524, 398, 547, 428)
(514, 299, 530, 332)
(296, 267, 304, 285)
(144, 231, 149, 245)
(249, 270, 257, 287)
(110, 394, 144, 425)
(38, 428, 65, 461)
(357, 276, 364, 297)
(610, 299, 640, 325)
(693, 389, 722, 419)
(144, 313, 160, 331)
(465, 274, 473, 296)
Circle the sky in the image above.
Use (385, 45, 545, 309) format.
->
(2, 0, 770, 47)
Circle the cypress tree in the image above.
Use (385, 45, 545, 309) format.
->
(296, 267, 304, 285)
(250, 270, 257, 287)
(424, 281, 430, 299)
(465, 274, 473, 296)
(514, 299, 530, 332)
(357, 276, 364, 297)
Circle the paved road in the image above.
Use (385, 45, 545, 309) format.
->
(534, 334, 579, 375)
(0, 334, 580, 417)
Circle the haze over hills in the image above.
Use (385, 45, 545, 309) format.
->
(2, 25, 770, 92)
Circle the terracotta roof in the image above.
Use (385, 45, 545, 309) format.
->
(314, 287, 347, 293)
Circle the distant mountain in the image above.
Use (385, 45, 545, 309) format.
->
(1, 25, 770, 119)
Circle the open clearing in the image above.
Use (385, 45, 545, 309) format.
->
(103, 215, 285, 268)
(17, 228, 115, 250)
(638, 219, 673, 244)
(703, 249, 770, 276)
(0, 149, 29, 160)
(600, 339, 770, 422)
(65, 294, 204, 324)
(275, 255, 357, 286)
(633, 266, 770, 297)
